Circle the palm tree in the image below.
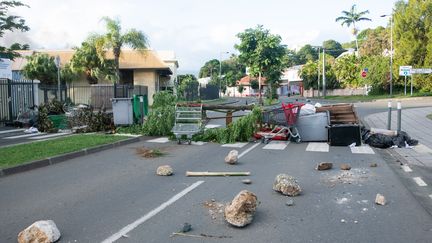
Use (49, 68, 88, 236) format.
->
(97, 17, 148, 83)
(335, 4, 371, 53)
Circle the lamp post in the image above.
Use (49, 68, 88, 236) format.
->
(381, 14, 393, 96)
(219, 51, 229, 97)
(55, 55, 61, 101)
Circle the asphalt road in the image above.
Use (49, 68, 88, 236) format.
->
(1, 137, 432, 242)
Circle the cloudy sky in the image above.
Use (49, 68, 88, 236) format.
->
(2, 0, 397, 74)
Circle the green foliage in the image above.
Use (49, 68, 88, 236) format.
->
(177, 75, 199, 101)
(323, 40, 345, 58)
(37, 104, 55, 133)
(393, 0, 432, 92)
(22, 53, 58, 84)
(199, 59, 220, 78)
(300, 54, 339, 90)
(0, 1, 29, 60)
(193, 106, 262, 143)
(334, 54, 362, 88)
(359, 26, 390, 56)
(61, 63, 79, 83)
(142, 92, 176, 136)
(237, 84, 244, 94)
(297, 44, 318, 64)
(235, 25, 287, 80)
(116, 124, 143, 134)
(250, 79, 259, 90)
(93, 16, 148, 82)
(67, 106, 114, 133)
(361, 55, 390, 94)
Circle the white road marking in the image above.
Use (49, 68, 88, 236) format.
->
(413, 177, 428, 187)
(401, 165, 413, 172)
(205, 124, 221, 129)
(306, 142, 329, 152)
(28, 133, 71, 140)
(414, 144, 432, 154)
(0, 128, 25, 134)
(351, 145, 375, 154)
(222, 142, 248, 148)
(238, 143, 260, 159)
(101, 180, 204, 243)
(263, 141, 289, 150)
(146, 137, 169, 143)
(3, 133, 46, 139)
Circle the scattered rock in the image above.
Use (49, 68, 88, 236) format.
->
(286, 199, 294, 206)
(316, 162, 333, 171)
(180, 223, 192, 233)
(354, 220, 358, 224)
(203, 200, 225, 220)
(242, 179, 252, 184)
(340, 219, 346, 223)
(225, 150, 239, 164)
(370, 163, 378, 167)
(156, 165, 173, 176)
(273, 174, 302, 196)
(18, 220, 61, 243)
(224, 190, 258, 227)
(340, 164, 351, 170)
(136, 147, 165, 158)
(375, 193, 386, 205)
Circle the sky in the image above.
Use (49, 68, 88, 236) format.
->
(2, 0, 398, 75)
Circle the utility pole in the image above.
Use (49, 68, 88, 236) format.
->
(55, 56, 61, 101)
(317, 47, 320, 97)
(322, 48, 326, 97)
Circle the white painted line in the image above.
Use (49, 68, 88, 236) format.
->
(191, 141, 206, 146)
(414, 144, 432, 154)
(306, 142, 329, 152)
(28, 133, 71, 140)
(263, 141, 289, 150)
(429, 194, 432, 200)
(0, 128, 25, 134)
(351, 145, 375, 154)
(221, 142, 248, 148)
(401, 165, 413, 173)
(3, 133, 46, 139)
(413, 177, 428, 187)
(238, 143, 260, 159)
(146, 137, 169, 143)
(205, 124, 221, 129)
(101, 180, 204, 243)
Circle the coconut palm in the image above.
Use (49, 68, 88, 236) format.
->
(335, 4, 371, 53)
(96, 17, 148, 83)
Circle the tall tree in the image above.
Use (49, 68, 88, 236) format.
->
(235, 25, 286, 103)
(95, 17, 148, 82)
(70, 38, 115, 84)
(335, 4, 371, 52)
(198, 59, 220, 78)
(22, 53, 58, 84)
(0, 1, 29, 59)
(322, 39, 345, 58)
(359, 27, 390, 56)
(297, 44, 318, 64)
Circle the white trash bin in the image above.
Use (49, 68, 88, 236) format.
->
(111, 98, 133, 125)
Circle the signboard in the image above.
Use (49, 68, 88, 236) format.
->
(0, 58, 12, 79)
(399, 66, 412, 76)
(361, 71, 367, 78)
(411, 68, 432, 74)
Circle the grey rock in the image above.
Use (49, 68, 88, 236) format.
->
(375, 193, 386, 205)
(286, 199, 294, 206)
(225, 150, 239, 164)
(316, 162, 333, 170)
(273, 174, 302, 196)
(340, 164, 351, 170)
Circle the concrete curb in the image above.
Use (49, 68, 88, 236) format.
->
(0, 136, 141, 178)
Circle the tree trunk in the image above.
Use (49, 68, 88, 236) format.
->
(258, 71, 263, 105)
(113, 47, 121, 83)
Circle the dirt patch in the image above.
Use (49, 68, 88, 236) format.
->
(322, 168, 371, 187)
(136, 147, 166, 158)
(203, 200, 225, 220)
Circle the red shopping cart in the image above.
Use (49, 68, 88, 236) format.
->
(254, 103, 303, 143)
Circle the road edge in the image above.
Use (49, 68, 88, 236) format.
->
(0, 136, 141, 178)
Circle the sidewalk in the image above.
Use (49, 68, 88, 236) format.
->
(364, 107, 432, 167)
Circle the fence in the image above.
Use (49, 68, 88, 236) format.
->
(40, 83, 148, 109)
(0, 79, 35, 125)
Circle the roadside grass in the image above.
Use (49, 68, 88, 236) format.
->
(0, 134, 129, 169)
(427, 114, 432, 121)
(324, 92, 432, 102)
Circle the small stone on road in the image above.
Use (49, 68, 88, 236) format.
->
(316, 162, 333, 171)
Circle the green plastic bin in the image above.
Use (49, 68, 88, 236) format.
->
(132, 95, 148, 124)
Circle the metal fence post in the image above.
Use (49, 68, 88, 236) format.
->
(397, 101, 402, 132)
(387, 101, 392, 130)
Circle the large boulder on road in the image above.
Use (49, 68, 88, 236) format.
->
(225, 150, 239, 164)
(273, 174, 302, 196)
(18, 220, 61, 243)
(224, 190, 258, 227)
(156, 165, 173, 176)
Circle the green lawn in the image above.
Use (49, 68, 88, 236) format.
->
(324, 92, 432, 102)
(0, 134, 129, 169)
(427, 114, 432, 121)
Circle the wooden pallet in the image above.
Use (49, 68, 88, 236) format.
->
(316, 104, 359, 124)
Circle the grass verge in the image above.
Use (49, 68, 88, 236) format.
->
(0, 134, 129, 169)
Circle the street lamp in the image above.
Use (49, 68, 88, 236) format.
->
(381, 14, 393, 96)
(219, 51, 229, 97)
(54, 55, 61, 101)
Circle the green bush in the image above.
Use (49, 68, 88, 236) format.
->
(142, 91, 176, 136)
